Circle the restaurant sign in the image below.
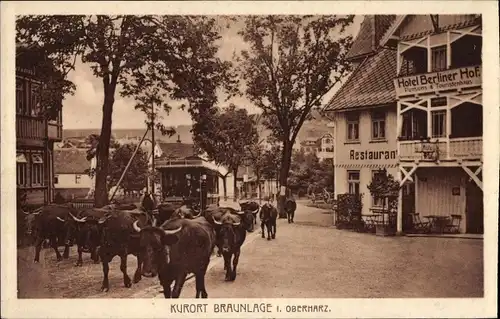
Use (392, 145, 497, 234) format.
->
(394, 66, 481, 97)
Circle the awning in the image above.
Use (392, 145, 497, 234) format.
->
(32, 154, 43, 163)
(16, 153, 27, 163)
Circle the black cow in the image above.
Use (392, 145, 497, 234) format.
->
(259, 203, 278, 240)
(239, 200, 260, 225)
(204, 206, 252, 258)
(212, 212, 247, 281)
(284, 197, 297, 223)
(133, 216, 216, 298)
(170, 205, 202, 220)
(97, 208, 155, 292)
(25, 204, 78, 263)
(66, 208, 110, 266)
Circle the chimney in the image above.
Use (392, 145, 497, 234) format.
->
(176, 134, 181, 143)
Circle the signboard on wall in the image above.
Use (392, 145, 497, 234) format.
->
(394, 65, 481, 97)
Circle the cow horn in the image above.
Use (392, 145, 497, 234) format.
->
(235, 210, 246, 215)
(33, 208, 42, 215)
(132, 220, 142, 233)
(233, 221, 241, 226)
(212, 217, 222, 225)
(151, 217, 157, 227)
(98, 214, 111, 224)
(192, 210, 202, 218)
(23, 210, 29, 215)
(56, 216, 65, 222)
(70, 212, 87, 223)
(251, 208, 259, 215)
(163, 226, 182, 235)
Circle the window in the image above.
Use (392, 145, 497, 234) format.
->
(75, 175, 81, 184)
(30, 83, 42, 117)
(401, 109, 428, 140)
(431, 110, 447, 138)
(431, 46, 447, 72)
(371, 110, 386, 140)
(347, 170, 360, 195)
(400, 48, 428, 75)
(371, 170, 388, 207)
(346, 112, 359, 141)
(54, 175, 59, 184)
(16, 153, 28, 186)
(431, 97, 447, 107)
(16, 78, 25, 114)
(31, 153, 44, 185)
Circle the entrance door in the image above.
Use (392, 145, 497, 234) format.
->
(466, 181, 483, 234)
(402, 182, 415, 232)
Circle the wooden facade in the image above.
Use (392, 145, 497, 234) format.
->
(387, 15, 483, 234)
(16, 49, 63, 208)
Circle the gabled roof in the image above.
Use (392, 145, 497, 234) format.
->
(157, 142, 196, 159)
(54, 149, 90, 174)
(324, 48, 397, 112)
(346, 15, 396, 61)
(380, 14, 481, 46)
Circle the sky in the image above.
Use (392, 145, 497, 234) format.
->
(62, 16, 363, 130)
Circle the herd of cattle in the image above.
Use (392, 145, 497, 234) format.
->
(17, 198, 297, 298)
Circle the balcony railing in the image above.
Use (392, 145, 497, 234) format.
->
(16, 115, 46, 140)
(399, 137, 482, 162)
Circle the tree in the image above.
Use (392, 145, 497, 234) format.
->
(237, 15, 353, 217)
(243, 143, 266, 203)
(17, 15, 232, 207)
(193, 104, 258, 202)
(108, 143, 149, 193)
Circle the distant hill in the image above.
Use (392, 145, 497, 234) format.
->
(63, 113, 332, 146)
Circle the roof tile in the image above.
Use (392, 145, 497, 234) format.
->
(54, 149, 90, 174)
(157, 142, 196, 159)
(325, 48, 397, 111)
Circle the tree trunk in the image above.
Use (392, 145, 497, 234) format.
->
(94, 82, 116, 208)
(277, 142, 292, 218)
(232, 167, 238, 202)
(257, 172, 262, 205)
(222, 174, 228, 201)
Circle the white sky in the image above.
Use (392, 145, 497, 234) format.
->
(62, 16, 363, 129)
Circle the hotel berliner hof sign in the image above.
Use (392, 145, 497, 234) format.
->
(394, 65, 481, 97)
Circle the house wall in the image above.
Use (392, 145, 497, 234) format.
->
(55, 173, 93, 189)
(415, 167, 467, 233)
(333, 105, 399, 215)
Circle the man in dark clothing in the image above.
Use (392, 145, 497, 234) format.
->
(284, 196, 297, 224)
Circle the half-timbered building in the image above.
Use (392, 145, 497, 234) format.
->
(16, 45, 63, 207)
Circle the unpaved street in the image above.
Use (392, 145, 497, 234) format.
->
(17, 202, 483, 299)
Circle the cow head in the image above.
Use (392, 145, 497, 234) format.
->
(233, 210, 255, 232)
(132, 221, 182, 278)
(23, 207, 43, 236)
(171, 205, 201, 220)
(213, 213, 241, 253)
(63, 212, 88, 246)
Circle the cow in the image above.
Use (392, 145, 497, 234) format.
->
(204, 206, 253, 258)
(170, 205, 202, 220)
(65, 208, 110, 266)
(212, 211, 247, 281)
(259, 203, 278, 240)
(96, 208, 156, 292)
(24, 204, 78, 263)
(284, 197, 297, 223)
(132, 216, 216, 298)
(239, 200, 260, 225)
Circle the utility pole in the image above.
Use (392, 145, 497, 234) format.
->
(151, 102, 156, 196)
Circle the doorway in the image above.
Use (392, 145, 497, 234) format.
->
(465, 180, 483, 234)
(402, 182, 416, 232)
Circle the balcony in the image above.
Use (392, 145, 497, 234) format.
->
(16, 115, 46, 143)
(399, 137, 482, 162)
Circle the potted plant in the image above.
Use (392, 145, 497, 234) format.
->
(367, 169, 399, 236)
(336, 193, 363, 230)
